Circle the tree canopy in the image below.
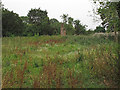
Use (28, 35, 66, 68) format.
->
(2, 8, 24, 37)
(94, 26, 105, 33)
(92, 0, 120, 33)
(74, 20, 86, 35)
(2, 7, 88, 37)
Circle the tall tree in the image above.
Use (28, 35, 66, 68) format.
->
(2, 8, 24, 36)
(98, 2, 119, 33)
(27, 8, 48, 24)
(49, 18, 61, 35)
(92, 0, 120, 39)
(117, 1, 120, 19)
(74, 20, 86, 35)
(60, 14, 68, 24)
(65, 24, 75, 35)
(68, 17, 74, 25)
(66, 17, 75, 35)
(74, 20, 80, 27)
(20, 16, 29, 24)
(60, 14, 76, 35)
(27, 8, 49, 35)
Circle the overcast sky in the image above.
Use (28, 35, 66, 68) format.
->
(2, 0, 102, 30)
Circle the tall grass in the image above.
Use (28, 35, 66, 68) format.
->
(2, 35, 119, 88)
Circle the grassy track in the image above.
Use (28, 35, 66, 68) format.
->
(2, 35, 119, 88)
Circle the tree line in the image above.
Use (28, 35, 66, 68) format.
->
(2, 7, 106, 37)
(2, 7, 89, 37)
(2, 1, 120, 37)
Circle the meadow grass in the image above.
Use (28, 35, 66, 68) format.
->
(2, 35, 119, 88)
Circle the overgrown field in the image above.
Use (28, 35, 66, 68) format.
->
(2, 35, 120, 88)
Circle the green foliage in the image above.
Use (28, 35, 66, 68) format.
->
(20, 16, 29, 24)
(2, 7, 88, 37)
(68, 17, 74, 25)
(60, 14, 68, 24)
(86, 29, 95, 35)
(2, 35, 119, 88)
(65, 24, 75, 35)
(23, 24, 36, 36)
(60, 14, 87, 35)
(117, 1, 120, 19)
(74, 20, 86, 35)
(93, 0, 120, 32)
(49, 18, 61, 35)
(94, 26, 105, 33)
(2, 8, 24, 37)
(27, 8, 48, 25)
(27, 8, 51, 35)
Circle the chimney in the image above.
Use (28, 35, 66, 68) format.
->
(61, 23, 66, 36)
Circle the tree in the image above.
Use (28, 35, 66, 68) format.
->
(74, 20, 80, 28)
(98, 2, 119, 33)
(22, 24, 36, 36)
(117, 1, 120, 19)
(20, 16, 29, 24)
(60, 14, 76, 35)
(92, 0, 120, 40)
(66, 17, 75, 35)
(49, 18, 61, 35)
(60, 14, 68, 24)
(27, 8, 48, 24)
(27, 8, 49, 35)
(65, 24, 75, 35)
(74, 20, 86, 35)
(68, 17, 74, 25)
(2, 8, 24, 37)
(94, 26, 105, 33)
